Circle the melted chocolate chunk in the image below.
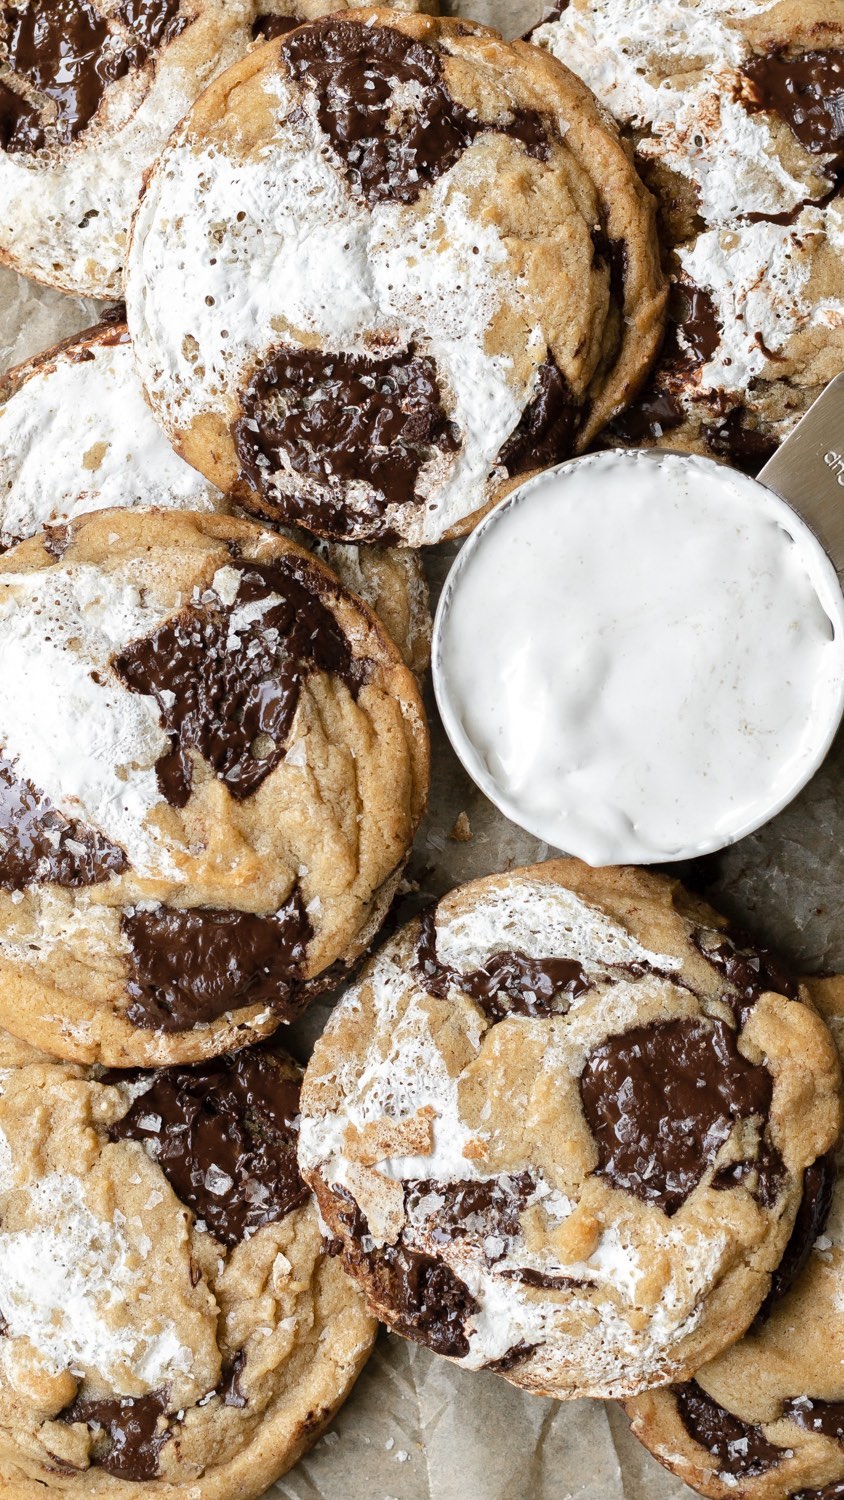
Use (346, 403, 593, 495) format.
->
(591, 227, 628, 310)
(405, 1172, 533, 1251)
(62, 1389, 171, 1482)
(504, 107, 552, 162)
(109, 1050, 308, 1245)
(675, 1381, 785, 1479)
(415, 906, 589, 1021)
(218, 1349, 248, 1408)
(674, 282, 722, 364)
(579, 1016, 775, 1216)
(367, 1244, 478, 1356)
(783, 1396, 844, 1445)
(0, 754, 127, 889)
(606, 387, 684, 444)
(793, 1485, 844, 1500)
(704, 407, 779, 475)
(114, 556, 362, 807)
(117, 0, 188, 52)
(280, 18, 551, 206)
(122, 892, 312, 1031)
(280, 19, 477, 204)
(498, 357, 582, 476)
(711, 1137, 786, 1209)
(332, 1188, 478, 1356)
(501, 1267, 584, 1289)
(605, 279, 721, 447)
(235, 345, 458, 523)
(0, 0, 141, 152)
(0, 74, 42, 150)
(252, 12, 300, 41)
(692, 926, 798, 1028)
(759, 1153, 836, 1317)
(744, 51, 844, 157)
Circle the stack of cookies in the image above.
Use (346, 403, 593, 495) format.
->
(0, 2, 843, 1498)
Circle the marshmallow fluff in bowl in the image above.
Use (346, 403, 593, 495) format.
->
(433, 451, 844, 866)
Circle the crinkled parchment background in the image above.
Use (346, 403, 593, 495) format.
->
(2, 1, 843, 1490)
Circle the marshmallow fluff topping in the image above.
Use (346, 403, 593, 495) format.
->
(434, 452, 844, 865)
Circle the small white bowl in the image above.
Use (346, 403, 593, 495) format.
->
(433, 449, 844, 867)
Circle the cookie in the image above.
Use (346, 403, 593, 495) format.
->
(0, 0, 437, 299)
(297, 860, 842, 1400)
(0, 507, 428, 1066)
(625, 974, 844, 1500)
(0, 313, 432, 674)
(0, 0, 252, 298)
(0, 1041, 377, 1498)
(0, 312, 221, 539)
(531, 0, 844, 470)
(125, 11, 666, 545)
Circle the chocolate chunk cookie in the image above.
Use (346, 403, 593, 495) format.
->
(0, 0, 252, 297)
(0, 314, 221, 538)
(0, 508, 428, 1066)
(531, 0, 844, 470)
(0, 316, 431, 674)
(0, 0, 437, 298)
(0, 1038, 377, 1498)
(626, 974, 844, 1500)
(297, 860, 842, 1399)
(126, 11, 666, 545)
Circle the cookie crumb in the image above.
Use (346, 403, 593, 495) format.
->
(449, 811, 472, 842)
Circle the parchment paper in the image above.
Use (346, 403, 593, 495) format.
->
(2, 1, 842, 1488)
